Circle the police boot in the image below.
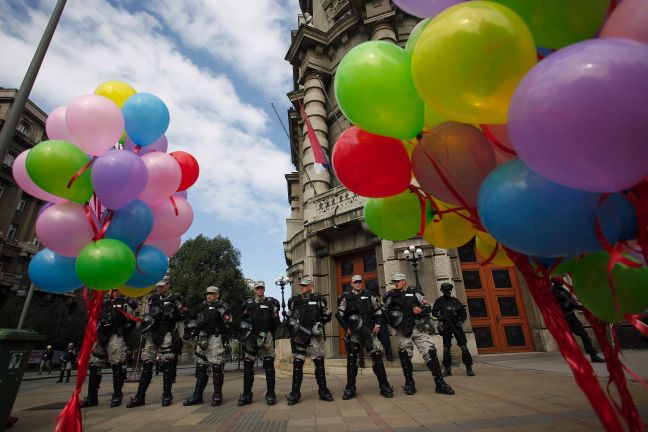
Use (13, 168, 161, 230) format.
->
(238, 359, 255, 406)
(286, 358, 304, 406)
(211, 364, 224, 406)
(110, 364, 125, 407)
(65, 369, 71, 383)
(426, 349, 455, 395)
(313, 357, 334, 401)
(161, 361, 174, 406)
(398, 349, 416, 395)
(183, 364, 208, 406)
(442, 346, 452, 377)
(460, 345, 475, 376)
(342, 352, 358, 400)
(82, 365, 102, 407)
(371, 351, 393, 398)
(56, 369, 64, 383)
(126, 361, 154, 408)
(263, 357, 276, 405)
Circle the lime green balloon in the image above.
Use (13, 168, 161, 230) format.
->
(412, 1, 536, 124)
(492, 0, 610, 49)
(26, 140, 93, 203)
(405, 18, 432, 55)
(335, 41, 424, 140)
(364, 191, 421, 240)
(76, 239, 136, 290)
(572, 252, 648, 323)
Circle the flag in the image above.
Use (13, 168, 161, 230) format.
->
(296, 95, 329, 173)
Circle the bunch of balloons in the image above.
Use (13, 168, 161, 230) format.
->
(15, 80, 199, 298)
(333, 0, 648, 324)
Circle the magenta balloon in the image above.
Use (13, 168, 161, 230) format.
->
(92, 150, 148, 210)
(46, 106, 75, 142)
(123, 135, 168, 155)
(36, 202, 94, 257)
(145, 236, 181, 257)
(393, 0, 463, 18)
(601, 0, 648, 44)
(12, 150, 65, 203)
(148, 197, 193, 240)
(66, 94, 125, 156)
(509, 39, 648, 193)
(138, 152, 182, 205)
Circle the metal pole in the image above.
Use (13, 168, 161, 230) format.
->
(413, 262, 421, 291)
(0, 0, 67, 162)
(17, 283, 36, 329)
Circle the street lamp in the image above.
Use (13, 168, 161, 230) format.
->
(274, 275, 290, 317)
(403, 245, 424, 290)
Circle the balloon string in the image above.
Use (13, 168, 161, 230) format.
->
(117, 308, 143, 323)
(93, 210, 113, 241)
(478, 239, 499, 266)
(134, 243, 145, 275)
(624, 313, 648, 337)
(83, 204, 99, 237)
(480, 125, 517, 157)
(67, 157, 96, 189)
(626, 180, 648, 263)
(607, 0, 618, 16)
(408, 185, 427, 236)
(169, 195, 179, 216)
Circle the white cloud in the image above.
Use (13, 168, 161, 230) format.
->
(0, 0, 296, 231)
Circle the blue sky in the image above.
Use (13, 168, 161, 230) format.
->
(0, 0, 301, 301)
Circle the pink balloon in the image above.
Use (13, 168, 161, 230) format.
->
(66, 94, 124, 156)
(36, 202, 95, 257)
(412, 122, 496, 207)
(148, 197, 193, 240)
(145, 236, 181, 257)
(12, 151, 65, 203)
(482, 124, 517, 166)
(601, 0, 648, 44)
(138, 152, 182, 205)
(46, 106, 75, 142)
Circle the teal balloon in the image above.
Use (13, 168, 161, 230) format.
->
(76, 239, 136, 290)
(28, 249, 82, 293)
(364, 191, 421, 240)
(334, 41, 424, 139)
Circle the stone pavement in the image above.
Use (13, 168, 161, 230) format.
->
(9, 351, 648, 432)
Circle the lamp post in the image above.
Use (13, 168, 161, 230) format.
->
(403, 245, 424, 290)
(274, 275, 290, 318)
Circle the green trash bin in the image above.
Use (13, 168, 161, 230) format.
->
(0, 329, 44, 432)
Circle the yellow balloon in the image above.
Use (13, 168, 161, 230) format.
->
(412, 1, 537, 124)
(475, 231, 514, 266)
(423, 202, 476, 249)
(423, 104, 445, 131)
(94, 80, 137, 108)
(117, 284, 154, 298)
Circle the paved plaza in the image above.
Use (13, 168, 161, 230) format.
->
(11, 351, 648, 432)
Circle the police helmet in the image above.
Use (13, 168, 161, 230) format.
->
(140, 315, 155, 333)
(236, 320, 254, 342)
(183, 319, 198, 340)
(385, 303, 404, 328)
(440, 283, 454, 292)
(344, 311, 364, 332)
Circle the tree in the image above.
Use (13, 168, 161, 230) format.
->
(168, 235, 252, 319)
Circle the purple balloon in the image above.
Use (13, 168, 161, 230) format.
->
(393, 0, 463, 18)
(509, 38, 648, 193)
(92, 150, 148, 210)
(123, 135, 168, 155)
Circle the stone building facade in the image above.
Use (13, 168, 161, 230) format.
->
(281, 0, 594, 360)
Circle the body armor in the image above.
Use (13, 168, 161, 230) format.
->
(196, 300, 230, 337)
(432, 296, 467, 334)
(242, 297, 280, 333)
(383, 287, 432, 336)
(98, 297, 137, 346)
(147, 292, 187, 346)
(287, 293, 329, 329)
(338, 291, 379, 328)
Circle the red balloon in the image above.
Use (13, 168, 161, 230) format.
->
(332, 126, 411, 198)
(169, 151, 199, 191)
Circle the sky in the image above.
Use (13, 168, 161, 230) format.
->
(0, 0, 302, 302)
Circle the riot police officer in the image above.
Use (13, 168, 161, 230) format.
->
(127, 276, 188, 408)
(237, 281, 281, 406)
(285, 277, 333, 405)
(432, 283, 474, 377)
(383, 273, 454, 396)
(183, 286, 232, 406)
(56, 343, 77, 383)
(336, 275, 393, 400)
(83, 289, 138, 407)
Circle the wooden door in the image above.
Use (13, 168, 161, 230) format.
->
(335, 250, 378, 355)
(458, 241, 534, 353)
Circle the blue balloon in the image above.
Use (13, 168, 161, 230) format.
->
(28, 249, 83, 293)
(122, 93, 170, 147)
(600, 193, 637, 241)
(477, 160, 625, 257)
(126, 245, 169, 287)
(105, 200, 153, 249)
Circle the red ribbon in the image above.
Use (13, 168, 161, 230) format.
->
(169, 195, 179, 216)
(480, 124, 518, 157)
(117, 308, 143, 323)
(67, 157, 96, 189)
(408, 185, 428, 236)
(624, 313, 648, 337)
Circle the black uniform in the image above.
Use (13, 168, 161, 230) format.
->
(56, 346, 77, 383)
(336, 289, 393, 399)
(432, 286, 474, 376)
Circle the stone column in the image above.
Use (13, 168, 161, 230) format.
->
(372, 22, 397, 43)
(301, 73, 331, 222)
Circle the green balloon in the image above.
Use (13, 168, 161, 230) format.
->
(405, 18, 432, 55)
(76, 239, 136, 290)
(572, 252, 648, 323)
(492, 0, 610, 49)
(26, 140, 93, 203)
(334, 41, 424, 140)
(364, 191, 421, 241)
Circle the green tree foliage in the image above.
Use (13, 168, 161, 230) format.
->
(168, 235, 252, 320)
